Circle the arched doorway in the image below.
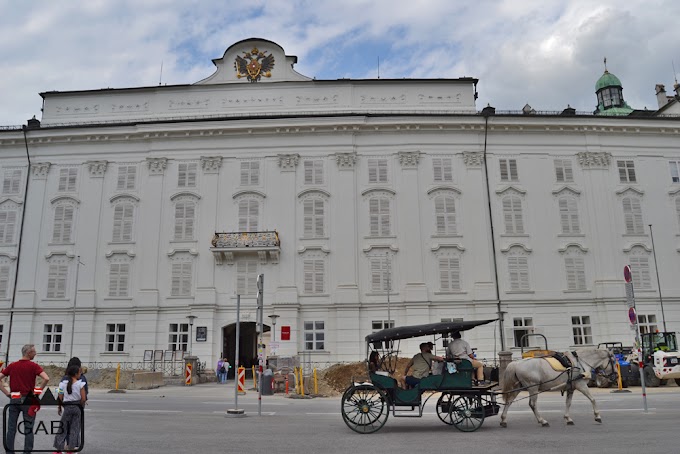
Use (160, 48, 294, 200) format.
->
(222, 322, 270, 379)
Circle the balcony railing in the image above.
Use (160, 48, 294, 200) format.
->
(210, 230, 280, 265)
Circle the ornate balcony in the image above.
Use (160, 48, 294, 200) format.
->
(210, 231, 280, 265)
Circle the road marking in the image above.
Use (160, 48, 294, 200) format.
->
(305, 413, 338, 415)
(89, 399, 129, 403)
(201, 402, 287, 406)
(214, 411, 276, 415)
(121, 409, 183, 414)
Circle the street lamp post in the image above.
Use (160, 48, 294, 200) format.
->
(268, 315, 280, 342)
(69, 256, 84, 359)
(186, 315, 197, 355)
(648, 224, 667, 331)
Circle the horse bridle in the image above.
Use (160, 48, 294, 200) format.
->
(575, 352, 618, 382)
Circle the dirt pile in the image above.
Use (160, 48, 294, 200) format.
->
(320, 357, 412, 394)
(39, 365, 134, 389)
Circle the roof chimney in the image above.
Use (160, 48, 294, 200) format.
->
(481, 104, 496, 117)
(25, 116, 41, 130)
(655, 84, 668, 108)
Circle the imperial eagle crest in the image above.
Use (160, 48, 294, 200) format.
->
(234, 47, 275, 82)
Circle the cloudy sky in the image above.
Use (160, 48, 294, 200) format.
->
(1, 0, 678, 125)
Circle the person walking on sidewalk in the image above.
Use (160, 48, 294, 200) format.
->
(0, 344, 50, 454)
(53, 365, 86, 453)
(217, 358, 227, 383)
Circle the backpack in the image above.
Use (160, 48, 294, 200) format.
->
(219, 365, 227, 374)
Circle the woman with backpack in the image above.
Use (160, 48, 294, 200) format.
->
(217, 358, 227, 384)
(53, 365, 86, 453)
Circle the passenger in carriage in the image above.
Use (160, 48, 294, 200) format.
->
(403, 342, 444, 388)
(447, 331, 487, 385)
(368, 351, 381, 373)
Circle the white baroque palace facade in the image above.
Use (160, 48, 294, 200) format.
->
(1, 38, 679, 367)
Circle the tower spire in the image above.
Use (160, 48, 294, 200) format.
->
(603, 56, 608, 73)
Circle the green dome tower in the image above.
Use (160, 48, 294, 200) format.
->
(594, 59, 633, 116)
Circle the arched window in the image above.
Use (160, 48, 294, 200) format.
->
(369, 197, 391, 236)
(174, 200, 196, 240)
(112, 203, 135, 242)
(0, 207, 17, 245)
(238, 199, 259, 232)
(558, 197, 580, 234)
(502, 196, 524, 234)
(434, 195, 456, 235)
(622, 197, 644, 234)
(303, 199, 325, 238)
(52, 201, 77, 244)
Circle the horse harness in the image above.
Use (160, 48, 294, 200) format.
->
(552, 350, 617, 391)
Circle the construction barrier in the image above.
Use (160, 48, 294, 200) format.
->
(252, 365, 257, 389)
(237, 366, 246, 394)
(313, 368, 318, 395)
(185, 363, 192, 386)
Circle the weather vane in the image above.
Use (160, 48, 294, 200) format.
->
(603, 57, 608, 72)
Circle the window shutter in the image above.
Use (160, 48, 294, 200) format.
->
(512, 198, 524, 233)
(433, 158, 442, 182)
(2, 176, 10, 194)
(184, 203, 195, 240)
(555, 160, 564, 182)
(52, 206, 64, 242)
(117, 167, 127, 190)
(379, 198, 390, 236)
(370, 259, 382, 291)
(63, 206, 73, 242)
(499, 160, 508, 181)
(435, 197, 446, 234)
(240, 162, 249, 186)
(503, 198, 513, 233)
(569, 200, 580, 233)
(565, 257, 576, 290)
(175, 202, 185, 239)
(252, 162, 260, 185)
(618, 162, 627, 182)
(58, 169, 68, 192)
(303, 260, 314, 293)
(450, 257, 461, 290)
(304, 161, 313, 185)
(171, 263, 181, 296)
(518, 257, 529, 290)
(314, 260, 324, 293)
(109, 264, 119, 297)
(369, 199, 379, 236)
(122, 204, 134, 241)
(47, 265, 58, 298)
(187, 163, 197, 187)
(563, 161, 573, 182)
(631, 198, 643, 234)
(11, 170, 21, 193)
(178, 163, 187, 187)
(314, 200, 324, 237)
(248, 199, 259, 231)
(378, 159, 388, 182)
(509, 159, 518, 180)
(68, 169, 77, 191)
(445, 197, 456, 234)
(508, 257, 519, 290)
(368, 160, 377, 183)
(314, 160, 323, 184)
(119, 263, 130, 297)
(181, 262, 192, 296)
(127, 166, 136, 190)
(113, 205, 124, 241)
(559, 198, 570, 233)
(0, 265, 10, 298)
(238, 201, 248, 231)
(439, 258, 450, 290)
(303, 200, 313, 237)
(443, 158, 453, 182)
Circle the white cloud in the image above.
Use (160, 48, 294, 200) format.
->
(0, 0, 678, 125)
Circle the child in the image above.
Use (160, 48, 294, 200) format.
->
(53, 365, 86, 453)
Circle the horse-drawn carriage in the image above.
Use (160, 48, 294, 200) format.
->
(340, 319, 500, 434)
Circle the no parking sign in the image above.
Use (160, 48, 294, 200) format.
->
(628, 307, 637, 325)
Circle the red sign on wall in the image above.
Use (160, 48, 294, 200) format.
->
(281, 326, 291, 341)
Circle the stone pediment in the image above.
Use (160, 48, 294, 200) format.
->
(195, 38, 311, 85)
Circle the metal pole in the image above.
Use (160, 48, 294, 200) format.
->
(648, 224, 667, 331)
(630, 281, 648, 413)
(234, 294, 241, 410)
(69, 255, 82, 358)
(257, 274, 264, 416)
(386, 252, 391, 327)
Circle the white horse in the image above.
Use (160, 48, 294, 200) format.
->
(500, 348, 617, 427)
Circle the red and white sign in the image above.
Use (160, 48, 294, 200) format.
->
(185, 363, 192, 385)
(281, 326, 291, 341)
(628, 307, 637, 325)
(624, 265, 632, 283)
(237, 366, 246, 394)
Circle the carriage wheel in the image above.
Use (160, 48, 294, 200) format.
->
(436, 393, 456, 425)
(341, 384, 389, 434)
(449, 395, 485, 432)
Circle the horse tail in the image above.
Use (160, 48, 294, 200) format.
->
(501, 361, 521, 399)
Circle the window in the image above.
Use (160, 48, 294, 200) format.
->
(0, 210, 17, 244)
(174, 200, 196, 240)
(171, 262, 192, 296)
(117, 165, 136, 191)
(439, 257, 461, 291)
(513, 317, 534, 348)
(629, 256, 651, 289)
(238, 199, 259, 232)
(58, 168, 78, 192)
(43, 324, 63, 352)
(168, 323, 189, 351)
(2, 169, 22, 195)
(236, 260, 257, 295)
(240, 161, 260, 186)
(108, 263, 130, 297)
(177, 163, 197, 188)
(303, 321, 325, 351)
(502, 196, 524, 234)
(52, 205, 75, 243)
(508, 256, 530, 291)
(112, 203, 134, 242)
(499, 159, 518, 182)
(303, 199, 325, 238)
(434, 196, 457, 235)
(617, 160, 636, 183)
(622, 197, 644, 234)
(433, 158, 453, 182)
(571, 316, 592, 345)
(669, 161, 680, 183)
(558, 197, 580, 234)
(370, 257, 390, 292)
(372, 320, 395, 332)
(368, 159, 388, 183)
(565, 256, 587, 291)
(47, 264, 68, 298)
(105, 323, 126, 352)
(0, 265, 10, 298)
(554, 159, 573, 183)
(369, 197, 391, 236)
(304, 160, 323, 185)
(638, 314, 658, 335)
(303, 259, 325, 294)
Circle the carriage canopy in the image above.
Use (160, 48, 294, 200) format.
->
(365, 319, 496, 343)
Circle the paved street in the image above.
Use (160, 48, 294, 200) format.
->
(10, 382, 672, 454)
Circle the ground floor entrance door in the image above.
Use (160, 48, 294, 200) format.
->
(222, 322, 270, 379)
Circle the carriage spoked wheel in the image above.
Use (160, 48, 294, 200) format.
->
(341, 384, 389, 434)
(436, 392, 456, 425)
(449, 395, 485, 432)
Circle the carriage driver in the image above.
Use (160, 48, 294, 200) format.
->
(403, 342, 444, 388)
(447, 331, 487, 384)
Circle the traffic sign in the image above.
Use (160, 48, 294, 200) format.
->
(628, 307, 637, 325)
(623, 265, 632, 283)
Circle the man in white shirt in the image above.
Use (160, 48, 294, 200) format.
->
(447, 331, 486, 384)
